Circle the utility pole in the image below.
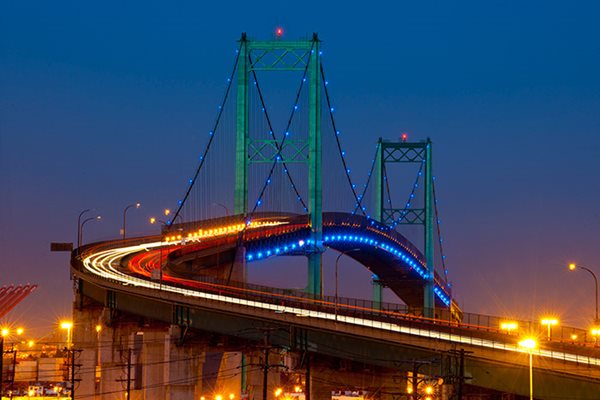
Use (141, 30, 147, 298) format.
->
(66, 347, 82, 400)
(447, 348, 472, 400)
(261, 331, 271, 400)
(0, 337, 3, 398)
(117, 348, 133, 399)
(305, 352, 311, 400)
(126, 348, 132, 399)
(9, 349, 16, 400)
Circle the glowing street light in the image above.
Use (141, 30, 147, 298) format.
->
(518, 337, 537, 400)
(568, 263, 599, 324)
(274, 388, 283, 397)
(500, 321, 518, 335)
(80, 215, 101, 246)
(123, 202, 141, 239)
(335, 248, 360, 321)
(61, 321, 73, 349)
(540, 318, 558, 340)
(592, 327, 600, 345)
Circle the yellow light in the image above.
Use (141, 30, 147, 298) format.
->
(500, 321, 518, 333)
(571, 334, 578, 340)
(519, 338, 537, 350)
(149, 217, 156, 224)
(229, 394, 235, 400)
(274, 388, 283, 397)
(215, 395, 223, 400)
(591, 328, 600, 336)
(541, 318, 558, 326)
(425, 385, 433, 395)
(200, 397, 205, 400)
(407, 387, 413, 394)
(164, 209, 171, 216)
(28, 389, 34, 396)
(16, 327, 24, 336)
(60, 321, 73, 330)
(95, 325, 102, 333)
(28, 340, 35, 348)
(568, 263, 577, 271)
(294, 386, 301, 393)
(1, 328, 9, 337)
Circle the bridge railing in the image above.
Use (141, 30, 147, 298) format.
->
(74, 238, 600, 353)
(157, 271, 600, 348)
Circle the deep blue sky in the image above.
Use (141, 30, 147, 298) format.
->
(1, 1, 599, 337)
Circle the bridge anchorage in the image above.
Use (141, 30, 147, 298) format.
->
(68, 33, 600, 400)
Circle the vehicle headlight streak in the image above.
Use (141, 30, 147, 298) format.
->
(81, 242, 600, 368)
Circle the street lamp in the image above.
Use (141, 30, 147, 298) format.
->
(122, 202, 141, 239)
(540, 318, 558, 341)
(568, 263, 599, 325)
(518, 337, 537, 400)
(0, 328, 7, 397)
(80, 215, 101, 246)
(213, 203, 230, 217)
(500, 321, 518, 335)
(77, 209, 91, 248)
(60, 321, 73, 349)
(334, 248, 360, 321)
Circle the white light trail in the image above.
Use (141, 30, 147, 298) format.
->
(81, 242, 600, 369)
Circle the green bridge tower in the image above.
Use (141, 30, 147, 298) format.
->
(374, 138, 435, 318)
(234, 32, 324, 297)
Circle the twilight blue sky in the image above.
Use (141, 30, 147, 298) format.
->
(1, 1, 599, 336)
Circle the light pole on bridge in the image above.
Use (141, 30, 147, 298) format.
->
(568, 263, 599, 325)
(334, 248, 360, 321)
(79, 215, 101, 247)
(77, 209, 91, 248)
(122, 202, 141, 240)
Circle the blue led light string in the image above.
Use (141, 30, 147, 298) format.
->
(168, 44, 242, 227)
(245, 42, 315, 220)
(247, 56, 307, 211)
(352, 143, 380, 215)
(432, 177, 449, 285)
(244, 225, 452, 306)
(390, 162, 424, 229)
(320, 64, 366, 216)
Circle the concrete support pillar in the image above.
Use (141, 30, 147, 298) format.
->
(72, 305, 103, 399)
(163, 325, 199, 400)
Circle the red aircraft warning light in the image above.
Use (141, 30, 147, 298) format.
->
(275, 27, 284, 37)
(401, 133, 409, 142)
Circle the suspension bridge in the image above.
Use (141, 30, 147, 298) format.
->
(70, 33, 600, 400)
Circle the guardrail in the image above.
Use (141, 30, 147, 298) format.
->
(73, 237, 600, 370)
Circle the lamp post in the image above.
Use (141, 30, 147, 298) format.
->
(61, 321, 73, 349)
(150, 215, 169, 287)
(518, 337, 537, 400)
(568, 263, 599, 324)
(76, 209, 91, 248)
(80, 215, 101, 246)
(122, 202, 141, 240)
(540, 318, 558, 341)
(213, 203, 230, 217)
(0, 328, 8, 397)
(334, 248, 360, 321)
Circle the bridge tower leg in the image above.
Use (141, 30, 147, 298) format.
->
(372, 138, 384, 308)
(235, 33, 249, 216)
(423, 139, 435, 317)
(307, 34, 323, 297)
(233, 33, 324, 297)
(376, 138, 435, 318)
